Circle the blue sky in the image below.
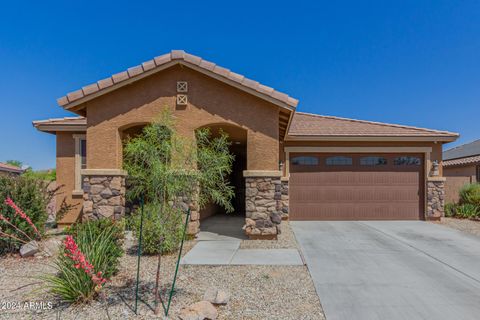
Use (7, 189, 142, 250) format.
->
(1, 0, 479, 169)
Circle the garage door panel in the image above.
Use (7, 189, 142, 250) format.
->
(291, 186, 419, 202)
(290, 203, 420, 220)
(289, 153, 424, 220)
(291, 172, 419, 186)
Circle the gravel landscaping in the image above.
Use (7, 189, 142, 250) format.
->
(435, 217, 480, 237)
(240, 221, 298, 249)
(0, 227, 324, 319)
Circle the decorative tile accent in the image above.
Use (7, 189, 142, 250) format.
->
(177, 81, 188, 92)
(177, 94, 188, 105)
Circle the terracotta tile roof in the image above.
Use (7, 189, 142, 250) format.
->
(0, 162, 23, 174)
(33, 116, 86, 133)
(57, 50, 298, 110)
(288, 112, 459, 139)
(443, 155, 480, 167)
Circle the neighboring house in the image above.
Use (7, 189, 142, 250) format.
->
(33, 50, 458, 237)
(443, 140, 480, 203)
(0, 162, 24, 176)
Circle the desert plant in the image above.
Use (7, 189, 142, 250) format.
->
(0, 176, 48, 253)
(42, 221, 122, 302)
(123, 108, 234, 314)
(454, 203, 479, 219)
(459, 183, 480, 207)
(23, 168, 56, 181)
(444, 203, 457, 218)
(65, 219, 124, 275)
(129, 203, 183, 255)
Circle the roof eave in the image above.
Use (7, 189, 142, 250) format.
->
(285, 135, 459, 142)
(33, 123, 87, 134)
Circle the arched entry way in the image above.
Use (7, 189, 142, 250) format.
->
(197, 123, 247, 238)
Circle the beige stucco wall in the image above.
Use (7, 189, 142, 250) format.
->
(444, 164, 477, 203)
(56, 132, 83, 225)
(82, 65, 280, 171)
(444, 164, 477, 178)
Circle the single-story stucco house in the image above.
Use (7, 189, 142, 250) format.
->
(443, 139, 480, 203)
(33, 50, 459, 239)
(0, 162, 24, 176)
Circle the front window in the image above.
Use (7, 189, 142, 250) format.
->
(394, 156, 421, 166)
(326, 156, 352, 166)
(80, 139, 87, 169)
(292, 156, 319, 166)
(73, 135, 86, 193)
(360, 156, 387, 166)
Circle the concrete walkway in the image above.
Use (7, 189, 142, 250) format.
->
(181, 215, 303, 266)
(292, 221, 480, 320)
(181, 241, 303, 265)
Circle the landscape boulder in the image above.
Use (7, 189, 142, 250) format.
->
(178, 301, 217, 320)
(203, 287, 230, 305)
(20, 240, 39, 258)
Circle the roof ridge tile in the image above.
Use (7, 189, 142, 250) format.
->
(57, 50, 298, 109)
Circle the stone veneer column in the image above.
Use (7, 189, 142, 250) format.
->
(82, 170, 127, 221)
(426, 177, 446, 220)
(279, 178, 289, 219)
(243, 171, 283, 240)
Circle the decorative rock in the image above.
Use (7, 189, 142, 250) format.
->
(97, 206, 114, 218)
(271, 212, 282, 224)
(100, 188, 113, 198)
(110, 177, 122, 190)
(108, 196, 122, 206)
(203, 287, 230, 305)
(90, 177, 107, 184)
(90, 184, 104, 195)
(20, 241, 39, 258)
(245, 218, 255, 227)
(41, 237, 62, 257)
(178, 301, 218, 320)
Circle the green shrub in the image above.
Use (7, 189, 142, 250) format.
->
(444, 203, 457, 218)
(459, 183, 480, 206)
(65, 219, 124, 275)
(129, 203, 184, 255)
(22, 168, 56, 181)
(454, 203, 479, 219)
(0, 176, 48, 253)
(43, 220, 124, 303)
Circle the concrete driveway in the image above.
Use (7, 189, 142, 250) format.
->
(291, 221, 480, 320)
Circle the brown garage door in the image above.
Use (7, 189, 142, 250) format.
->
(289, 153, 424, 220)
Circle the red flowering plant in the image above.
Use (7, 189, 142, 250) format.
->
(42, 220, 123, 303)
(0, 175, 49, 253)
(64, 235, 107, 290)
(0, 197, 43, 252)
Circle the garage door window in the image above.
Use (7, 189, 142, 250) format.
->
(326, 156, 352, 166)
(292, 156, 319, 166)
(394, 156, 421, 166)
(360, 156, 387, 166)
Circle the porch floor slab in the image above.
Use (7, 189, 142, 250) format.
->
(180, 240, 240, 265)
(181, 242, 303, 266)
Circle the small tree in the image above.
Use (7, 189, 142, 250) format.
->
(5, 160, 23, 168)
(123, 109, 234, 314)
